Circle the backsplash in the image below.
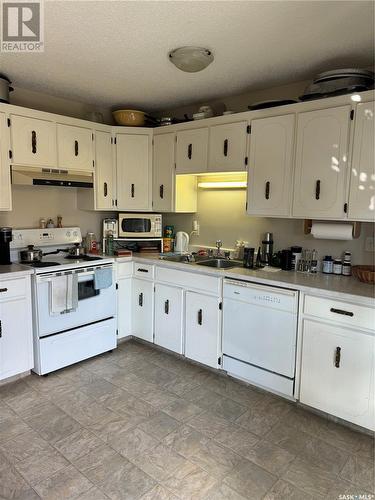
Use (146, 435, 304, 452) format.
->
(164, 188, 374, 265)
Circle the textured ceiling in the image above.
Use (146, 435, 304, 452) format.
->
(0, 0, 374, 111)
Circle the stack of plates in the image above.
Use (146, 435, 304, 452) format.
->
(300, 68, 374, 101)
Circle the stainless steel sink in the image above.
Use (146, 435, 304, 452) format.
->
(195, 258, 242, 269)
(159, 255, 190, 263)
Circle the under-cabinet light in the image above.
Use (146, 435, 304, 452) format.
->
(198, 181, 247, 189)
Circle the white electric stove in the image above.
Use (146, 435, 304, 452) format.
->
(11, 228, 117, 375)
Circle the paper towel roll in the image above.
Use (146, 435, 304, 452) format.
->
(311, 223, 353, 240)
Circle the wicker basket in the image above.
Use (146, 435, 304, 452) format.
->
(352, 265, 375, 284)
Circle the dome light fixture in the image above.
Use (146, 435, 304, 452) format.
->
(168, 46, 214, 73)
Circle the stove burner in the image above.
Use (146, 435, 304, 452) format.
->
(24, 261, 61, 268)
(64, 255, 103, 261)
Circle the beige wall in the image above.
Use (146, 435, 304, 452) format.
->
(164, 187, 374, 265)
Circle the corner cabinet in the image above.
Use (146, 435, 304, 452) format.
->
(348, 101, 375, 221)
(116, 131, 152, 211)
(208, 121, 248, 172)
(57, 124, 94, 171)
(247, 114, 295, 217)
(10, 114, 57, 167)
(176, 128, 208, 173)
(292, 106, 351, 219)
(0, 112, 11, 211)
(0, 275, 34, 381)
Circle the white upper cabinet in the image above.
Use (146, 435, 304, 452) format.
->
(0, 112, 11, 211)
(292, 105, 351, 219)
(348, 101, 375, 221)
(57, 124, 93, 171)
(176, 128, 208, 173)
(95, 131, 113, 210)
(247, 114, 295, 217)
(116, 133, 152, 211)
(153, 133, 175, 212)
(10, 114, 57, 167)
(208, 121, 248, 172)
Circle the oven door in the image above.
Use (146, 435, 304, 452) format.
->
(35, 266, 116, 338)
(119, 215, 155, 238)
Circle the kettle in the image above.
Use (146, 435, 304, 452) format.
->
(174, 231, 189, 253)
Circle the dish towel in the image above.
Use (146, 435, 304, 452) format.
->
(94, 267, 113, 290)
(50, 273, 78, 315)
(66, 273, 79, 312)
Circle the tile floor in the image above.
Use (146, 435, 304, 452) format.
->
(0, 339, 374, 500)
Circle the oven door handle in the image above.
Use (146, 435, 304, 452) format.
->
(36, 265, 113, 282)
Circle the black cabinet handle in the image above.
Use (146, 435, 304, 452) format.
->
(137, 268, 149, 273)
(164, 299, 169, 314)
(74, 140, 79, 156)
(223, 139, 228, 157)
(315, 179, 321, 200)
(330, 308, 354, 317)
(131, 184, 135, 198)
(335, 346, 341, 368)
(265, 181, 270, 200)
(188, 143, 192, 160)
(0, 288, 8, 293)
(31, 130, 37, 154)
(197, 309, 203, 325)
(159, 184, 164, 199)
(138, 292, 143, 307)
(103, 182, 108, 197)
(0, 320, 2, 338)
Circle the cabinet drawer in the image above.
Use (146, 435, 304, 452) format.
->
(116, 261, 133, 278)
(303, 295, 375, 331)
(134, 263, 154, 280)
(156, 266, 221, 295)
(0, 277, 28, 301)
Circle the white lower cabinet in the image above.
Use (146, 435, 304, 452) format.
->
(154, 284, 184, 354)
(132, 278, 154, 342)
(185, 291, 220, 369)
(300, 318, 374, 430)
(117, 277, 132, 339)
(0, 276, 33, 381)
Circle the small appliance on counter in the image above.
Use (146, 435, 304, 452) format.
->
(261, 232, 274, 266)
(174, 231, 189, 253)
(103, 218, 118, 255)
(0, 227, 12, 265)
(118, 213, 162, 238)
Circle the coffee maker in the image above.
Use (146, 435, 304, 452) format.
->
(0, 227, 12, 265)
(261, 232, 274, 266)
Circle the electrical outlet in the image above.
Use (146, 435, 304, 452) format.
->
(192, 220, 200, 236)
(365, 236, 375, 252)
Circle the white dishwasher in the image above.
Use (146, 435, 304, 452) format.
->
(222, 279, 298, 398)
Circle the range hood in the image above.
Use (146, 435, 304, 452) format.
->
(11, 166, 93, 188)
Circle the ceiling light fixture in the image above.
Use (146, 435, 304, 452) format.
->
(169, 46, 214, 73)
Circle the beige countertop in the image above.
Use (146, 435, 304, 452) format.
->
(113, 253, 375, 304)
(0, 263, 33, 278)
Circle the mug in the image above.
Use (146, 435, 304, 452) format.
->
(280, 249, 293, 270)
(243, 247, 255, 269)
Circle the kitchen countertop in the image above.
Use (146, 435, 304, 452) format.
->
(114, 253, 375, 304)
(0, 263, 33, 277)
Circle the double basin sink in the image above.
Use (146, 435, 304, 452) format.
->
(159, 254, 242, 269)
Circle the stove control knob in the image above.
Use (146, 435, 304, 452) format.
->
(73, 231, 78, 237)
(66, 231, 71, 237)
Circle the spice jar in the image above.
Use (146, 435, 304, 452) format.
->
(333, 259, 342, 275)
(322, 255, 333, 274)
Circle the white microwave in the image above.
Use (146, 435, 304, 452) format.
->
(118, 213, 162, 238)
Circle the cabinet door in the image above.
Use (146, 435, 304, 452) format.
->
(153, 133, 175, 212)
(95, 131, 114, 210)
(348, 101, 375, 221)
(292, 106, 350, 219)
(185, 291, 220, 369)
(132, 278, 153, 342)
(154, 284, 183, 354)
(57, 124, 93, 171)
(117, 277, 132, 339)
(247, 114, 295, 217)
(300, 319, 374, 430)
(176, 128, 208, 173)
(0, 112, 11, 211)
(0, 296, 33, 380)
(208, 121, 248, 172)
(116, 134, 151, 210)
(10, 114, 56, 166)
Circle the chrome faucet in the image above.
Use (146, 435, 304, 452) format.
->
(215, 240, 223, 257)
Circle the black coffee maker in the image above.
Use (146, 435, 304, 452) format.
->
(0, 227, 12, 265)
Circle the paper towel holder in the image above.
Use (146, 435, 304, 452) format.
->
(303, 219, 361, 239)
